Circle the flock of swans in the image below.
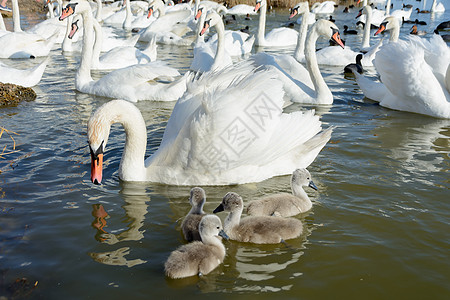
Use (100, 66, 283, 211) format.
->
(0, 0, 449, 278)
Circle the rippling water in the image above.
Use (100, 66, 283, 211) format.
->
(0, 2, 449, 299)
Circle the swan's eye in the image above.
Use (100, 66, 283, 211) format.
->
(216, 226, 220, 229)
(307, 177, 310, 180)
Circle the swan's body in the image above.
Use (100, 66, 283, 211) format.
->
(254, 0, 298, 47)
(87, 63, 333, 185)
(90, 18, 157, 70)
(226, 4, 256, 15)
(350, 35, 450, 119)
(60, 0, 186, 102)
(213, 192, 303, 244)
(247, 168, 317, 217)
(0, 58, 49, 87)
(251, 18, 345, 105)
(311, 1, 335, 14)
(165, 215, 227, 279)
(138, 0, 192, 45)
(181, 187, 207, 242)
(0, 0, 57, 58)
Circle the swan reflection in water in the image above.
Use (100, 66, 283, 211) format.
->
(88, 182, 149, 267)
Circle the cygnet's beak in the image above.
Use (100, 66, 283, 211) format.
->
(213, 203, 224, 213)
(309, 180, 318, 191)
(218, 229, 229, 240)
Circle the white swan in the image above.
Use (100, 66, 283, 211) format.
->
(190, 10, 232, 72)
(190, 9, 254, 72)
(374, 16, 400, 43)
(348, 36, 450, 119)
(138, 0, 192, 45)
(0, 0, 58, 58)
(356, 0, 386, 27)
(251, 18, 345, 105)
(311, 1, 335, 14)
(254, 0, 298, 47)
(431, 0, 446, 13)
(59, 0, 187, 102)
(0, 57, 49, 87)
(87, 64, 333, 185)
(226, 4, 257, 15)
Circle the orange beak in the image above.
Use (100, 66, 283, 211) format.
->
(332, 31, 345, 49)
(254, 2, 261, 12)
(59, 5, 74, 21)
(289, 9, 298, 19)
(374, 24, 385, 36)
(356, 10, 362, 18)
(195, 9, 202, 21)
(147, 7, 153, 19)
(357, 0, 361, 4)
(200, 23, 209, 36)
(91, 153, 103, 185)
(68, 21, 78, 39)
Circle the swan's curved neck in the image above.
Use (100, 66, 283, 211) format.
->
(95, 0, 102, 21)
(48, 1, 55, 18)
(445, 63, 450, 93)
(294, 9, 309, 62)
(256, 2, 267, 46)
(12, 0, 22, 32)
(61, 16, 72, 52)
(224, 209, 242, 234)
(305, 26, 332, 103)
(211, 19, 226, 71)
(123, 0, 132, 29)
(91, 18, 103, 68)
(292, 183, 308, 200)
(92, 101, 148, 181)
(431, 0, 437, 12)
(389, 21, 399, 42)
(56, 0, 62, 16)
(78, 6, 95, 87)
(116, 106, 148, 181)
(362, 6, 372, 48)
(385, 0, 391, 15)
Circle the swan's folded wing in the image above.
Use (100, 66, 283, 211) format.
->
(375, 39, 450, 118)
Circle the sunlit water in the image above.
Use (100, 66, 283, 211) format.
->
(0, 1, 449, 299)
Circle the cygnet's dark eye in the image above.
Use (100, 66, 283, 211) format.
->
(217, 226, 220, 229)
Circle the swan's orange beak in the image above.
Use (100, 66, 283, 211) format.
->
(91, 153, 103, 185)
(68, 21, 78, 39)
(356, 10, 362, 18)
(357, 0, 361, 4)
(147, 7, 153, 19)
(289, 8, 298, 19)
(374, 24, 385, 36)
(254, 2, 261, 12)
(195, 9, 202, 21)
(200, 22, 210, 36)
(59, 4, 75, 21)
(331, 30, 345, 49)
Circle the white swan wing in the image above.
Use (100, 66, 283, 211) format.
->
(375, 39, 450, 118)
(147, 64, 331, 184)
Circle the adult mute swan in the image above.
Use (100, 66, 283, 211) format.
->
(190, 10, 232, 72)
(374, 16, 400, 43)
(226, 4, 257, 15)
(0, 58, 49, 87)
(311, 1, 335, 14)
(348, 36, 450, 119)
(87, 65, 333, 185)
(0, 0, 58, 58)
(138, 0, 192, 45)
(251, 18, 345, 105)
(87, 17, 157, 70)
(254, 0, 298, 47)
(431, 0, 446, 13)
(190, 9, 254, 72)
(59, 0, 186, 102)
